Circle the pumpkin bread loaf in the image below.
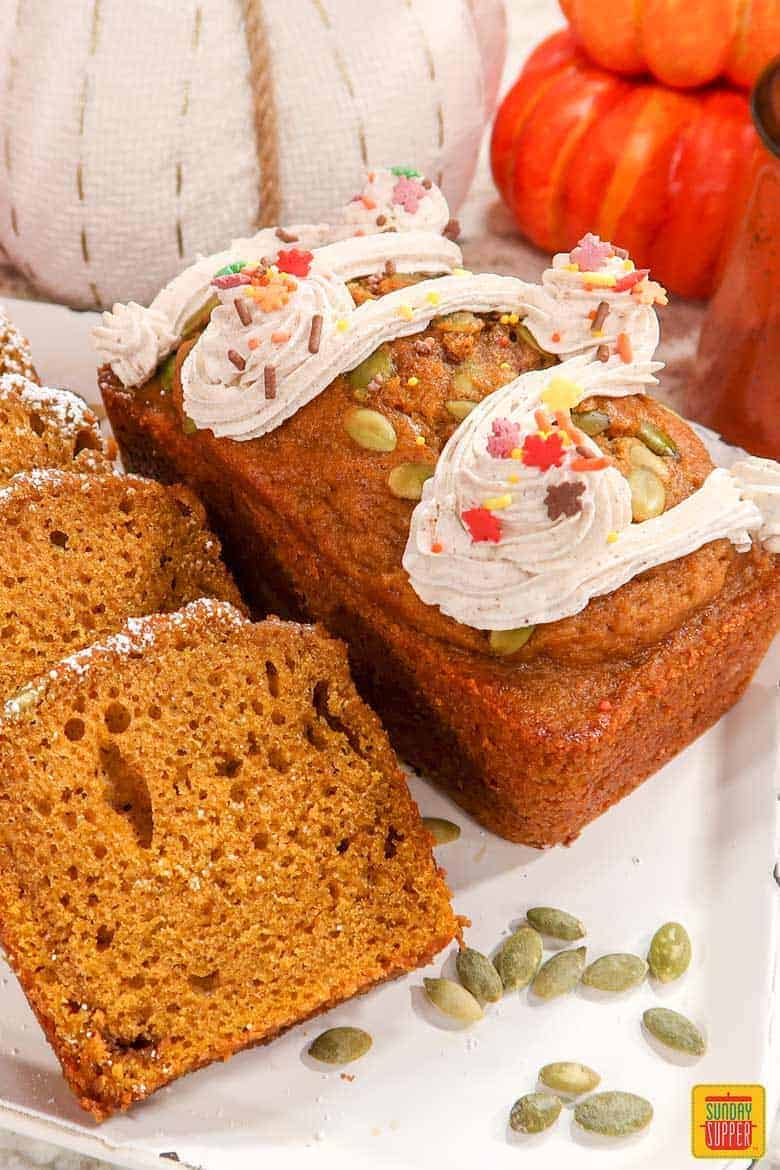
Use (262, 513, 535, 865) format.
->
(0, 600, 458, 1119)
(0, 469, 242, 700)
(0, 373, 113, 485)
(0, 304, 37, 382)
(96, 185, 780, 847)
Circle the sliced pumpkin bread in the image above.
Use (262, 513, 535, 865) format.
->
(0, 469, 242, 699)
(0, 373, 112, 485)
(0, 304, 37, 382)
(0, 599, 458, 1119)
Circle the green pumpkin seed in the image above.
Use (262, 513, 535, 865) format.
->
(182, 415, 198, 436)
(509, 1092, 562, 1134)
(571, 408, 610, 437)
(387, 462, 434, 501)
(435, 311, 483, 334)
(423, 977, 483, 1023)
(6, 681, 43, 716)
(422, 816, 460, 845)
(456, 947, 502, 1003)
(158, 352, 177, 393)
(182, 295, 219, 339)
(629, 439, 670, 480)
(582, 953, 648, 992)
(308, 1026, 372, 1064)
(489, 627, 534, 656)
(348, 346, 396, 391)
(575, 1091, 653, 1136)
(643, 1007, 705, 1056)
(637, 420, 678, 457)
(452, 367, 477, 397)
(531, 946, 586, 999)
(539, 1061, 601, 1096)
(515, 322, 552, 356)
(647, 921, 691, 983)
(344, 408, 397, 453)
(495, 925, 543, 991)
(628, 467, 666, 522)
(446, 399, 477, 421)
(526, 907, 585, 942)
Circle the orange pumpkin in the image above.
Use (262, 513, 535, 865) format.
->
(491, 31, 757, 299)
(560, 0, 780, 89)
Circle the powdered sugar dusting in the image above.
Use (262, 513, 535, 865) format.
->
(2, 599, 247, 722)
(0, 373, 100, 440)
(0, 305, 36, 381)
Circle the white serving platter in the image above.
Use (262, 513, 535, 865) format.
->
(0, 297, 777, 1170)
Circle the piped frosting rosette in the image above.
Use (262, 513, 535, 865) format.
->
(731, 456, 780, 553)
(522, 233, 667, 371)
(403, 355, 764, 631)
(334, 167, 453, 237)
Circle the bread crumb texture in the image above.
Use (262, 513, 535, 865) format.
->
(0, 469, 242, 700)
(0, 601, 457, 1119)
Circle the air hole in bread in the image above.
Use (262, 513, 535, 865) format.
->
(104, 702, 131, 734)
(304, 722, 327, 750)
(188, 970, 220, 993)
(312, 681, 364, 758)
(64, 717, 85, 742)
(252, 829, 269, 851)
(265, 660, 279, 697)
(28, 410, 45, 437)
(147, 704, 162, 720)
(49, 530, 69, 549)
(96, 925, 114, 951)
(74, 428, 101, 454)
(215, 754, 242, 779)
(100, 744, 153, 848)
(384, 825, 403, 859)
(229, 781, 246, 805)
(336, 837, 350, 854)
(267, 746, 290, 774)
(118, 494, 134, 515)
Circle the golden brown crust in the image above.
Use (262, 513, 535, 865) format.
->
(99, 345, 780, 846)
(0, 603, 457, 1119)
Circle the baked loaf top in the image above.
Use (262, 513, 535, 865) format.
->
(0, 373, 112, 485)
(95, 170, 780, 666)
(0, 468, 242, 701)
(0, 304, 37, 382)
(0, 599, 457, 1119)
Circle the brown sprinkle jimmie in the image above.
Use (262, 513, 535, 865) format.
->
(227, 348, 245, 371)
(275, 227, 298, 243)
(376, 214, 387, 226)
(591, 300, 610, 334)
(308, 314, 323, 354)
(596, 343, 611, 362)
(234, 298, 252, 327)
(422, 178, 433, 189)
(385, 259, 397, 277)
(264, 366, 277, 399)
(443, 217, 461, 240)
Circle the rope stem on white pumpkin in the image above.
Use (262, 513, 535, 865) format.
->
(242, 0, 282, 228)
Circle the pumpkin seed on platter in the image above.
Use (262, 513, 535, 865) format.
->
(456, 947, 502, 1003)
(422, 816, 460, 845)
(647, 921, 692, 982)
(526, 906, 585, 942)
(531, 946, 586, 999)
(495, 925, 543, 991)
(581, 953, 648, 992)
(574, 1091, 653, 1136)
(423, 977, 483, 1023)
(509, 1092, 562, 1134)
(539, 1061, 600, 1096)
(489, 627, 534, 656)
(343, 408, 397, 452)
(642, 1007, 706, 1056)
(308, 1027, 372, 1065)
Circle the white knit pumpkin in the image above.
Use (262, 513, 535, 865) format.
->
(0, 0, 505, 309)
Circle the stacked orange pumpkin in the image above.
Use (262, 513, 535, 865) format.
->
(491, 5, 779, 299)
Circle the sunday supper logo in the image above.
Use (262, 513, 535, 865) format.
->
(691, 1085, 765, 1159)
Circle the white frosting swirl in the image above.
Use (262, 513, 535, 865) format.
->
(315, 231, 461, 282)
(92, 301, 176, 388)
(731, 456, 780, 553)
(403, 356, 764, 630)
(334, 168, 451, 236)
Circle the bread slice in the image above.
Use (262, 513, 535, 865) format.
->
(0, 305, 37, 382)
(0, 373, 112, 485)
(0, 469, 242, 699)
(0, 600, 458, 1120)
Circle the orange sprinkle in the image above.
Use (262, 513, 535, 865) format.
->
(551, 331, 561, 343)
(571, 456, 609, 472)
(554, 409, 584, 445)
(271, 330, 291, 344)
(247, 337, 259, 350)
(617, 332, 633, 363)
(534, 407, 551, 431)
(587, 309, 597, 320)
(431, 541, 443, 554)
(361, 196, 377, 210)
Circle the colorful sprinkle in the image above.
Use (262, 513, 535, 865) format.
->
(613, 268, 648, 293)
(616, 332, 633, 363)
(606, 532, 619, 544)
(213, 272, 251, 290)
(487, 418, 521, 459)
(570, 233, 613, 272)
(275, 227, 299, 243)
(336, 318, 350, 333)
(483, 493, 512, 511)
(392, 175, 427, 214)
(462, 507, 502, 544)
(264, 366, 276, 399)
(390, 165, 422, 178)
(596, 344, 610, 362)
(545, 481, 585, 520)
(407, 376, 419, 387)
(308, 314, 323, 354)
(234, 298, 252, 327)
(215, 260, 246, 277)
(415, 435, 426, 446)
(227, 348, 245, 371)
(426, 292, 441, 306)
(385, 259, 397, 277)
(522, 431, 566, 471)
(275, 248, 313, 277)
(271, 330, 291, 344)
(571, 455, 609, 472)
(590, 300, 610, 334)
(452, 267, 472, 278)
(582, 272, 618, 290)
(431, 540, 443, 554)
(398, 304, 414, 321)
(248, 337, 259, 351)
(443, 218, 461, 240)
(541, 376, 582, 412)
(551, 331, 561, 343)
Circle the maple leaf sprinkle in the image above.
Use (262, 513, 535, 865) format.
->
(545, 480, 585, 520)
(570, 233, 613, 272)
